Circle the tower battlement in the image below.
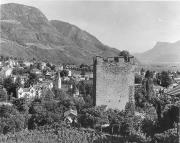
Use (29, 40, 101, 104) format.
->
(94, 56, 135, 65)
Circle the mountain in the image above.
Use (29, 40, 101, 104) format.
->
(0, 3, 119, 64)
(135, 40, 180, 64)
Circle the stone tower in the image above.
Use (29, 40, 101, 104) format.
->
(93, 56, 135, 110)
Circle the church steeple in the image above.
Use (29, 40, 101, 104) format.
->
(57, 72, 61, 89)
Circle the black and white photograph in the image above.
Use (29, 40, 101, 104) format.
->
(0, 0, 180, 142)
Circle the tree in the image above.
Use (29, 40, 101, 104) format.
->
(153, 128, 178, 143)
(119, 50, 130, 62)
(50, 65, 56, 71)
(12, 98, 29, 114)
(160, 71, 172, 88)
(125, 102, 135, 116)
(159, 104, 179, 132)
(79, 106, 109, 128)
(3, 77, 17, 97)
(134, 87, 146, 108)
(142, 77, 155, 101)
(140, 68, 145, 75)
(135, 74, 143, 84)
(15, 76, 21, 88)
(60, 70, 68, 77)
(141, 117, 156, 137)
(36, 62, 42, 70)
(28, 99, 64, 130)
(145, 70, 153, 79)
(0, 105, 25, 134)
(12, 68, 25, 75)
(24, 73, 38, 87)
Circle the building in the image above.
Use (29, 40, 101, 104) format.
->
(1, 67, 13, 78)
(17, 87, 36, 99)
(12, 74, 29, 86)
(17, 81, 54, 99)
(72, 86, 80, 97)
(68, 70, 72, 77)
(165, 84, 180, 97)
(93, 56, 135, 110)
(54, 72, 61, 89)
(64, 109, 78, 124)
(31, 68, 42, 75)
(23, 61, 33, 67)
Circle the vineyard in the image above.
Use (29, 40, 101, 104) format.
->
(0, 125, 104, 143)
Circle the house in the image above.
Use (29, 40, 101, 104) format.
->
(31, 68, 42, 75)
(0, 61, 4, 67)
(73, 87, 79, 97)
(165, 84, 180, 97)
(63, 77, 70, 81)
(68, 70, 72, 77)
(64, 109, 78, 124)
(17, 79, 55, 99)
(17, 84, 43, 99)
(17, 87, 36, 99)
(39, 80, 54, 90)
(12, 75, 29, 86)
(23, 61, 33, 67)
(55, 65, 63, 71)
(80, 77, 85, 81)
(64, 64, 77, 70)
(174, 77, 180, 83)
(89, 73, 93, 79)
(8, 59, 19, 67)
(1, 67, 13, 77)
(40, 62, 46, 70)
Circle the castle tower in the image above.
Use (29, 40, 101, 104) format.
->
(93, 56, 135, 110)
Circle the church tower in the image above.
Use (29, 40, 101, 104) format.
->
(56, 72, 61, 89)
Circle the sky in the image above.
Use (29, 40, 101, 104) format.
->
(1, 0, 180, 53)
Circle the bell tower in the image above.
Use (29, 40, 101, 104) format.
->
(55, 72, 61, 89)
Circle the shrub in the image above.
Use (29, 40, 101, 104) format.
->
(0, 105, 25, 134)
(153, 128, 178, 143)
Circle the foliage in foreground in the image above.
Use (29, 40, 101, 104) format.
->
(0, 124, 101, 143)
(153, 128, 178, 143)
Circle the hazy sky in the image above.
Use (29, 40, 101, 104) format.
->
(1, 0, 180, 53)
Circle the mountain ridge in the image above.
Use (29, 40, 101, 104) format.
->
(135, 40, 180, 64)
(0, 3, 119, 64)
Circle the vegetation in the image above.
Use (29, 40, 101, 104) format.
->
(1, 54, 180, 142)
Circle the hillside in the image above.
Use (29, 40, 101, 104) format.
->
(0, 3, 119, 64)
(135, 40, 180, 64)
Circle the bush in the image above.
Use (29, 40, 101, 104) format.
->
(0, 105, 25, 134)
(28, 100, 64, 130)
(141, 117, 156, 137)
(0, 124, 102, 143)
(153, 128, 178, 143)
(128, 130, 150, 143)
(135, 74, 143, 84)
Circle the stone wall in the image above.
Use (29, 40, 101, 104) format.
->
(93, 56, 135, 110)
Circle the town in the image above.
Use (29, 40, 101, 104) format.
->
(0, 53, 180, 142)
